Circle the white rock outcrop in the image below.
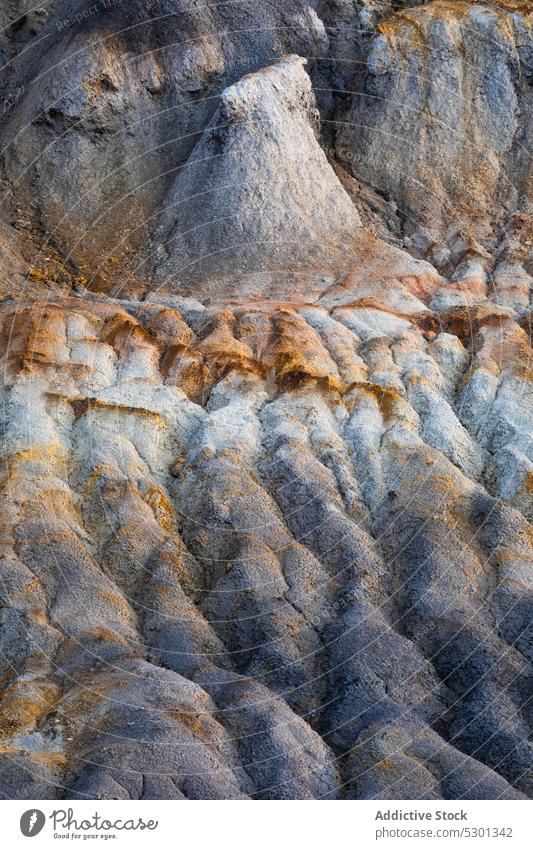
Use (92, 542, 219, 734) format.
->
(152, 56, 361, 294)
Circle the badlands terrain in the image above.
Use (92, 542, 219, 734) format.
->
(0, 0, 531, 799)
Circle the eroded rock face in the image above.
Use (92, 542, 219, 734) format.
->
(1, 2, 531, 293)
(335, 1, 533, 278)
(0, 1, 531, 802)
(0, 1, 326, 287)
(0, 281, 531, 800)
(151, 56, 362, 292)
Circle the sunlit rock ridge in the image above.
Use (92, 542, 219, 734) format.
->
(0, 1, 531, 800)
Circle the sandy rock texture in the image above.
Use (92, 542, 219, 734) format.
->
(334, 1, 533, 281)
(0, 1, 531, 800)
(0, 283, 531, 799)
(151, 56, 362, 291)
(0, 0, 326, 290)
(1, 2, 531, 293)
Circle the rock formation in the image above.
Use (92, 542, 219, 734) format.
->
(151, 55, 362, 293)
(0, 1, 530, 801)
(334, 1, 533, 296)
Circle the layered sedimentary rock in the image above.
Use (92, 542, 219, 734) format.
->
(0, 0, 531, 801)
(0, 285, 531, 799)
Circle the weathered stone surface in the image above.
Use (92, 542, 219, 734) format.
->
(0, 1, 326, 290)
(0, 288, 530, 799)
(151, 55, 363, 293)
(334, 1, 533, 281)
(0, 1, 531, 802)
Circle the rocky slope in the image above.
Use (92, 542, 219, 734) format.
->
(0, 1, 531, 800)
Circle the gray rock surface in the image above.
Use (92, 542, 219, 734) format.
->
(0, 1, 531, 802)
(0, 289, 530, 800)
(0, 0, 326, 290)
(334, 1, 533, 283)
(151, 55, 362, 293)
